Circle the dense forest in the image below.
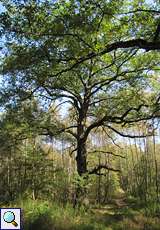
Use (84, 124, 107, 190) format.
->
(0, 0, 160, 229)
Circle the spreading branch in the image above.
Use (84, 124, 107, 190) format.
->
(40, 125, 78, 139)
(119, 9, 160, 15)
(48, 39, 160, 78)
(84, 104, 150, 140)
(105, 124, 153, 138)
(89, 164, 120, 175)
(89, 150, 125, 158)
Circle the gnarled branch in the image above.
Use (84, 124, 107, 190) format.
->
(89, 164, 120, 175)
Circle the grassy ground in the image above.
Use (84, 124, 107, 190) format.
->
(3, 198, 160, 230)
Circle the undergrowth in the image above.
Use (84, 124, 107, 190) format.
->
(2, 198, 160, 230)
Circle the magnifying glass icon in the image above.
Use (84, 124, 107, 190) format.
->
(3, 211, 18, 227)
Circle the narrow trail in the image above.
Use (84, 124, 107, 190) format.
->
(92, 193, 128, 213)
(90, 195, 160, 230)
(112, 196, 128, 208)
(91, 194, 129, 228)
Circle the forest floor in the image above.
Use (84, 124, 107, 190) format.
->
(5, 196, 160, 230)
(91, 196, 160, 230)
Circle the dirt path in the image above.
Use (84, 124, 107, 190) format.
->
(91, 196, 160, 230)
(91, 196, 128, 228)
(112, 197, 127, 208)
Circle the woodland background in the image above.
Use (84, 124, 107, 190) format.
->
(0, 0, 160, 229)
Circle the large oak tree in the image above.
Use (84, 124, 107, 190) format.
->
(0, 0, 160, 178)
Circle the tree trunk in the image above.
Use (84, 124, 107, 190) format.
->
(76, 139, 87, 176)
(73, 100, 89, 207)
(73, 125, 88, 207)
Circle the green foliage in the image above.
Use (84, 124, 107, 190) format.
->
(10, 199, 107, 230)
(4, 198, 159, 230)
(0, 1, 160, 229)
(73, 173, 92, 192)
(0, 0, 159, 121)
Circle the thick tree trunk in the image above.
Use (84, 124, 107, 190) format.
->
(73, 122, 88, 207)
(76, 105, 88, 176)
(73, 142, 87, 208)
(73, 99, 90, 207)
(76, 139, 87, 176)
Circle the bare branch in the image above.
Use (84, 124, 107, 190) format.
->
(102, 127, 123, 149)
(105, 125, 153, 138)
(89, 164, 121, 175)
(84, 103, 150, 141)
(90, 59, 116, 78)
(69, 148, 77, 157)
(89, 150, 125, 158)
(40, 125, 78, 139)
(120, 104, 148, 120)
(119, 9, 160, 15)
(42, 86, 81, 112)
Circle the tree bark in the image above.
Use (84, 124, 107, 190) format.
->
(73, 103, 88, 207)
(76, 99, 89, 176)
(76, 139, 87, 176)
(73, 138, 87, 208)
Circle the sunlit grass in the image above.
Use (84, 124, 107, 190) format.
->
(4, 198, 160, 230)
